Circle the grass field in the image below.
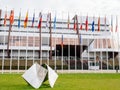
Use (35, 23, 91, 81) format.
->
(0, 73, 120, 90)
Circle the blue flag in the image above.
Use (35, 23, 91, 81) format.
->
(92, 20, 95, 32)
(80, 34, 82, 44)
(53, 14, 56, 29)
(31, 12, 35, 27)
(18, 11, 21, 28)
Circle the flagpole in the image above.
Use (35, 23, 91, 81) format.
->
(68, 38, 70, 71)
(61, 35, 63, 71)
(118, 31, 120, 70)
(10, 30, 14, 73)
(39, 23, 42, 64)
(80, 14, 83, 70)
(39, 13, 42, 64)
(46, 13, 50, 65)
(33, 27, 35, 64)
(54, 35, 56, 70)
(2, 9, 5, 73)
(47, 36, 49, 65)
(75, 15, 81, 70)
(18, 9, 21, 73)
(100, 38, 102, 70)
(7, 24, 12, 58)
(49, 13, 52, 61)
(2, 27, 5, 74)
(17, 27, 20, 73)
(25, 28, 28, 70)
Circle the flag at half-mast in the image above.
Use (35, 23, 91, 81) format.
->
(85, 15, 88, 31)
(61, 35, 64, 47)
(98, 16, 100, 31)
(31, 12, 35, 28)
(24, 11, 28, 28)
(38, 12, 42, 28)
(18, 11, 21, 28)
(67, 13, 70, 29)
(115, 16, 118, 32)
(9, 10, 14, 25)
(4, 10, 7, 26)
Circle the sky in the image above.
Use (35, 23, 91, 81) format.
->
(0, 0, 120, 30)
(0, 0, 120, 16)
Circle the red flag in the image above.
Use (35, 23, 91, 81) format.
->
(80, 24, 82, 30)
(9, 10, 14, 25)
(4, 10, 7, 26)
(85, 15, 88, 31)
(73, 17, 77, 30)
(24, 11, 28, 28)
(115, 16, 118, 32)
(98, 16, 100, 31)
(38, 12, 42, 28)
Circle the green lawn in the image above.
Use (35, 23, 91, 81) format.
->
(0, 73, 120, 90)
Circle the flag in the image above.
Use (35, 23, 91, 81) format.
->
(61, 35, 64, 47)
(38, 12, 42, 28)
(80, 24, 82, 30)
(53, 14, 56, 29)
(115, 16, 118, 32)
(31, 12, 35, 28)
(24, 11, 28, 28)
(46, 13, 50, 28)
(85, 15, 88, 31)
(9, 10, 14, 25)
(4, 10, 7, 26)
(92, 17, 95, 32)
(98, 16, 100, 31)
(104, 15, 106, 31)
(80, 34, 82, 44)
(111, 15, 113, 32)
(73, 17, 77, 30)
(80, 16, 82, 30)
(67, 13, 70, 29)
(18, 11, 21, 28)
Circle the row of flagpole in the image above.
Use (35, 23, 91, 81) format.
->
(3, 9, 119, 33)
(1, 9, 120, 73)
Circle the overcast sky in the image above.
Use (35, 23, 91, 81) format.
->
(0, 0, 120, 16)
(0, 0, 120, 30)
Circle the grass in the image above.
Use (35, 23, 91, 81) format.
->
(0, 73, 120, 90)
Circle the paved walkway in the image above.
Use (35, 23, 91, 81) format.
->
(0, 70, 119, 74)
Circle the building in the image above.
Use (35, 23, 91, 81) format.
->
(0, 9, 120, 72)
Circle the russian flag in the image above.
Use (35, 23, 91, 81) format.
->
(38, 12, 42, 29)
